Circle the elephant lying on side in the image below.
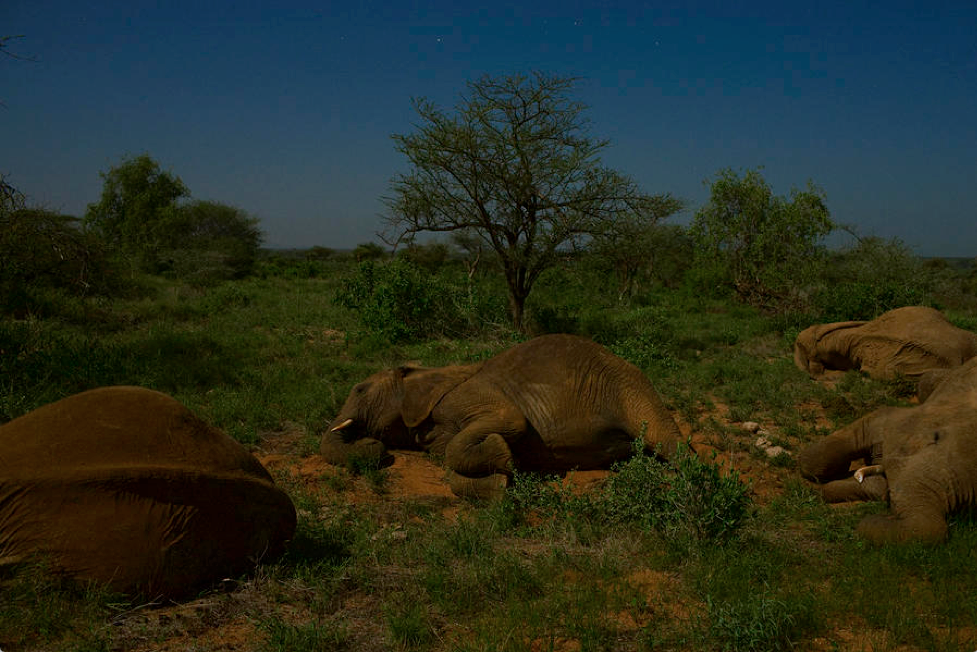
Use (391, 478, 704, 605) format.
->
(322, 334, 681, 498)
(0, 387, 296, 597)
(793, 306, 977, 381)
(798, 356, 977, 543)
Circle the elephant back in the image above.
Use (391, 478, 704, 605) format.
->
(479, 334, 679, 460)
(0, 386, 296, 598)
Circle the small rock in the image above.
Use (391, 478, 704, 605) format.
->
(754, 435, 773, 449)
(764, 445, 788, 458)
(742, 421, 761, 433)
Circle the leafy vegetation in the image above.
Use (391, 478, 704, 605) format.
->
(689, 167, 834, 312)
(0, 207, 126, 315)
(3, 205, 977, 650)
(164, 199, 264, 283)
(83, 153, 191, 271)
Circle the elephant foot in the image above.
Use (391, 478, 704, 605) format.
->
(449, 472, 508, 500)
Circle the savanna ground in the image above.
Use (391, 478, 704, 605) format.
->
(3, 251, 977, 652)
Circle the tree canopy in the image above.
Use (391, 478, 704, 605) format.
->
(384, 72, 682, 331)
(167, 200, 264, 280)
(83, 155, 263, 281)
(689, 168, 833, 311)
(588, 200, 687, 300)
(83, 154, 189, 269)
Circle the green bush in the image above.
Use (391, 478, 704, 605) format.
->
(352, 242, 387, 261)
(582, 305, 677, 371)
(397, 241, 450, 272)
(601, 441, 751, 544)
(688, 168, 834, 313)
(335, 259, 506, 342)
(813, 236, 929, 320)
(83, 153, 189, 271)
(334, 259, 440, 342)
(161, 200, 264, 283)
(0, 208, 127, 315)
(500, 441, 751, 547)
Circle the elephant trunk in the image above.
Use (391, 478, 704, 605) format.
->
(319, 430, 391, 468)
(798, 414, 876, 481)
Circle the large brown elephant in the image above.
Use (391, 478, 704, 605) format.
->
(0, 386, 296, 597)
(793, 306, 977, 381)
(321, 334, 681, 498)
(797, 356, 977, 543)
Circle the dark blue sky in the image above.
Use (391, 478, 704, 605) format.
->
(4, 1, 976, 255)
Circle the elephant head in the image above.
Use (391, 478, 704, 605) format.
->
(798, 356, 977, 543)
(794, 307, 977, 381)
(321, 364, 479, 467)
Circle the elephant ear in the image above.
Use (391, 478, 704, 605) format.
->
(400, 365, 474, 427)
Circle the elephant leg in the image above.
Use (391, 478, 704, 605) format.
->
(857, 511, 947, 544)
(798, 415, 876, 481)
(856, 454, 949, 544)
(444, 429, 513, 499)
(820, 476, 888, 503)
(445, 430, 513, 477)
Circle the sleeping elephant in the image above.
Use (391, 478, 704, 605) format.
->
(797, 356, 977, 543)
(321, 334, 681, 498)
(793, 306, 977, 381)
(0, 386, 296, 597)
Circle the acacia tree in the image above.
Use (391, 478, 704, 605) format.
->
(689, 168, 834, 311)
(168, 200, 264, 278)
(384, 72, 680, 331)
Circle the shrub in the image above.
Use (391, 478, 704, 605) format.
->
(305, 246, 334, 261)
(600, 441, 751, 544)
(813, 236, 929, 320)
(397, 241, 449, 272)
(335, 259, 507, 343)
(688, 168, 834, 313)
(334, 259, 440, 342)
(0, 208, 126, 315)
(499, 440, 751, 547)
(352, 242, 387, 261)
(161, 200, 264, 282)
(83, 153, 189, 271)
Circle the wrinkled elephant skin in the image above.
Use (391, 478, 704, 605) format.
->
(0, 386, 296, 597)
(322, 334, 681, 498)
(794, 306, 977, 381)
(798, 357, 977, 543)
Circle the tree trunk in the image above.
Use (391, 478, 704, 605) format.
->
(509, 291, 526, 333)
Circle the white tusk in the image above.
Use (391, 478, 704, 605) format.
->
(854, 464, 884, 483)
(331, 418, 354, 433)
